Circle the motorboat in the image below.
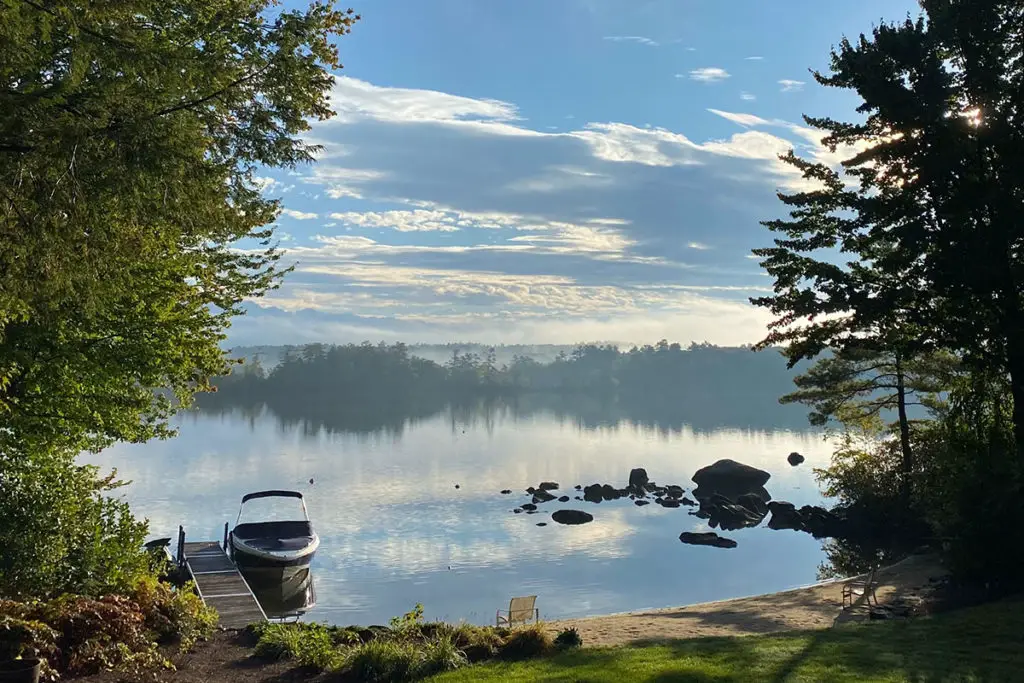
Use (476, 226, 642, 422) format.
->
(229, 490, 320, 569)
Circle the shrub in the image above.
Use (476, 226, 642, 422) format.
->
(388, 603, 425, 633)
(417, 635, 467, 677)
(0, 614, 59, 681)
(499, 623, 553, 660)
(343, 638, 419, 682)
(0, 456, 151, 601)
(251, 622, 344, 671)
(131, 576, 217, 651)
(554, 626, 583, 649)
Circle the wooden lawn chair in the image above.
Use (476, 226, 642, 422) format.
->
(842, 567, 879, 609)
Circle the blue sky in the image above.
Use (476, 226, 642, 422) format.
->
(233, 0, 920, 347)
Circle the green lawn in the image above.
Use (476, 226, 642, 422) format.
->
(428, 597, 1024, 682)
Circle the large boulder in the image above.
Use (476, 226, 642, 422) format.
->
(692, 459, 771, 492)
(696, 492, 767, 530)
(628, 468, 650, 490)
(552, 509, 594, 525)
(787, 452, 805, 467)
(538, 481, 560, 491)
(679, 531, 737, 549)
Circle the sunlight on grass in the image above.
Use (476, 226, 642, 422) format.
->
(428, 597, 1024, 682)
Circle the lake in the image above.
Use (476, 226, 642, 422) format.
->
(88, 399, 830, 627)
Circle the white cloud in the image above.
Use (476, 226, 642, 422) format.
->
(280, 208, 318, 220)
(779, 79, 806, 92)
(251, 176, 279, 192)
(687, 68, 730, 83)
(745, 56, 764, 61)
(707, 109, 771, 127)
(740, 92, 757, 101)
(226, 77, 863, 345)
(603, 35, 659, 47)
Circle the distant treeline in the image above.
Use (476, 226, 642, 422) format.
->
(199, 341, 816, 433)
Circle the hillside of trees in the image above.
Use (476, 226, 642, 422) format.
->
(199, 341, 819, 434)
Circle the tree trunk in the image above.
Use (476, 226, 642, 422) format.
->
(1008, 350, 1024, 465)
(894, 353, 914, 509)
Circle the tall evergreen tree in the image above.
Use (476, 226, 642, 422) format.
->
(752, 1, 1024, 459)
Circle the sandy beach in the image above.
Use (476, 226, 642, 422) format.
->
(546, 554, 946, 647)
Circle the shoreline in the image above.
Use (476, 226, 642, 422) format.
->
(545, 553, 945, 647)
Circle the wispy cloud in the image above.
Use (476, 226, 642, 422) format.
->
(706, 109, 771, 128)
(744, 56, 764, 61)
(602, 35, 659, 47)
(740, 92, 757, 101)
(280, 208, 319, 220)
(685, 67, 730, 83)
(778, 79, 806, 92)
(228, 77, 860, 345)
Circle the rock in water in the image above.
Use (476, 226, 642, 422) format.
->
(766, 501, 802, 531)
(635, 499, 650, 506)
(787, 452, 805, 466)
(536, 522, 548, 527)
(692, 459, 771, 491)
(583, 484, 604, 503)
(521, 503, 537, 511)
(658, 498, 681, 508)
(532, 489, 557, 504)
(558, 495, 570, 502)
(538, 481, 560, 491)
(679, 531, 738, 549)
(628, 468, 649, 490)
(664, 485, 684, 499)
(552, 509, 594, 525)
(500, 489, 512, 495)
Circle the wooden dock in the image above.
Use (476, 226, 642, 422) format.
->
(179, 531, 266, 629)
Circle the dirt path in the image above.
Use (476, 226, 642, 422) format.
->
(546, 554, 946, 647)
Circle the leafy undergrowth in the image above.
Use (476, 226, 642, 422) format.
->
(0, 576, 217, 681)
(248, 604, 563, 681)
(427, 595, 1024, 682)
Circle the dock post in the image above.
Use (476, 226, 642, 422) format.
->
(223, 522, 229, 552)
(177, 525, 185, 568)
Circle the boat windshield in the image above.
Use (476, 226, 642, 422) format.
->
(236, 492, 309, 525)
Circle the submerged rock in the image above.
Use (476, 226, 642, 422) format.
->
(787, 452, 806, 467)
(552, 509, 594, 525)
(513, 508, 523, 514)
(558, 495, 570, 502)
(635, 499, 651, 506)
(536, 522, 548, 527)
(521, 503, 537, 511)
(679, 531, 738, 549)
(658, 498, 681, 509)
(500, 489, 512, 495)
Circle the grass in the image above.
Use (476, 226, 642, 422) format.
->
(426, 596, 1024, 682)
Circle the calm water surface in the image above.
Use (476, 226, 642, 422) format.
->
(89, 403, 830, 626)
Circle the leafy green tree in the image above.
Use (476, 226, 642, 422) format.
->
(751, 1, 1024, 460)
(0, 0, 358, 460)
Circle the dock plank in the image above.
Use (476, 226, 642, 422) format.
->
(181, 541, 266, 629)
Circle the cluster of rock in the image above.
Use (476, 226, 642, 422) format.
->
(500, 453, 853, 549)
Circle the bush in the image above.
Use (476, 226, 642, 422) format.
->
(343, 638, 419, 682)
(554, 626, 583, 649)
(388, 603, 425, 633)
(0, 455, 151, 601)
(131, 576, 217, 651)
(499, 623, 553, 660)
(255, 622, 343, 670)
(0, 577, 215, 680)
